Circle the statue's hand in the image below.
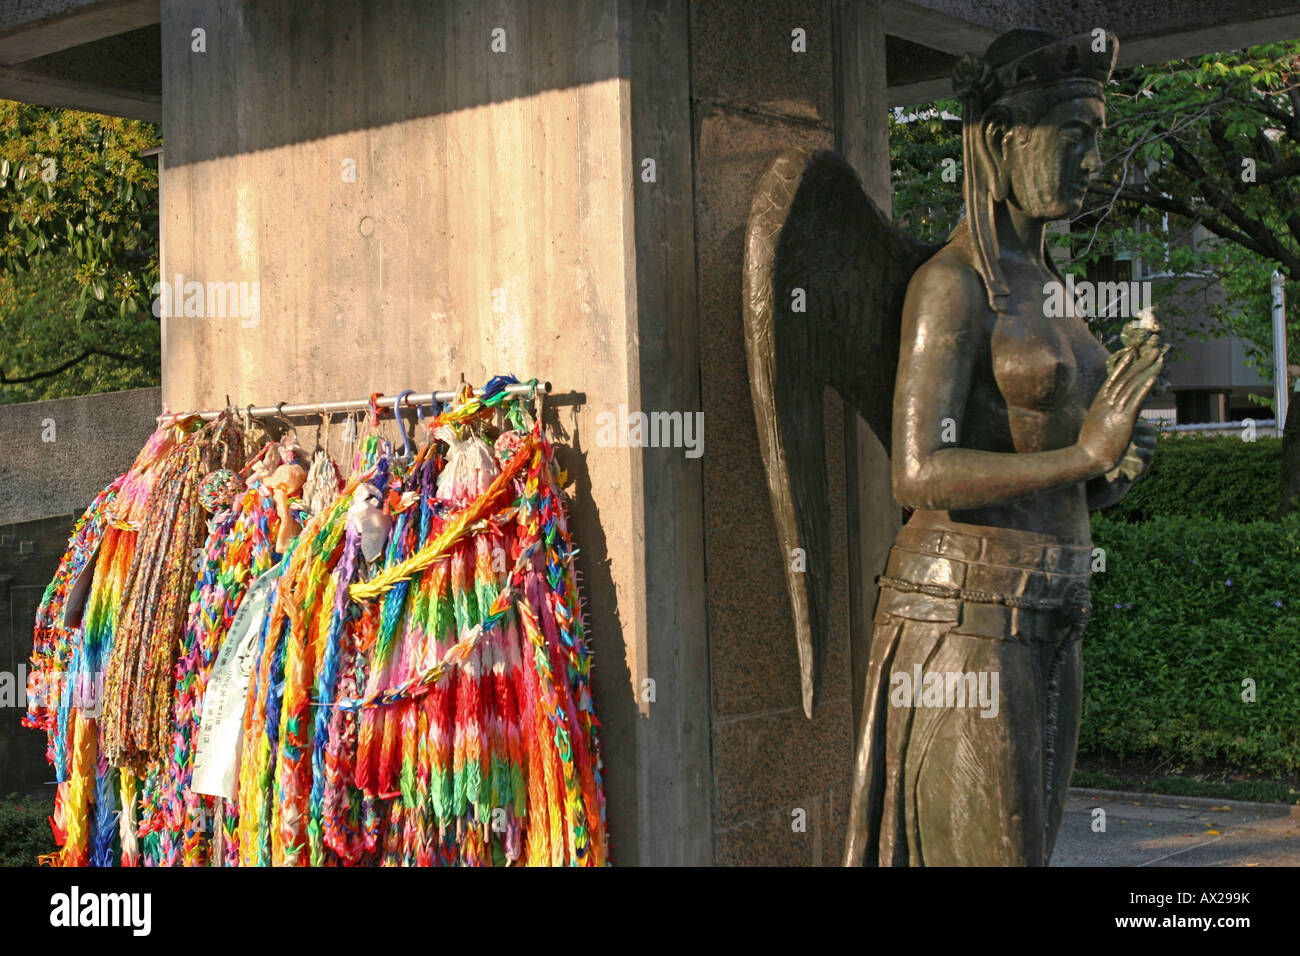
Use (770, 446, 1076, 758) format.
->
(1103, 419, 1158, 484)
(1078, 346, 1165, 473)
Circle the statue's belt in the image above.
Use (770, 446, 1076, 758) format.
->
(873, 526, 1093, 641)
(876, 574, 1091, 616)
(888, 524, 1093, 574)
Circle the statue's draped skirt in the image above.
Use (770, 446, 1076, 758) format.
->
(844, 521, 1092, 866)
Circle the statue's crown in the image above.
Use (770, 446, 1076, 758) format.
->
(953, 29, 1118, 107)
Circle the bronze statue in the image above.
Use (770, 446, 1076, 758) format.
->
(742, 28, 1166, 866)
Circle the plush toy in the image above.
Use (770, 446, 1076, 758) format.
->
(265, 462, 307, 553)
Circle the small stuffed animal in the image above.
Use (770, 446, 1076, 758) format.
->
(265, 462, 307, 553)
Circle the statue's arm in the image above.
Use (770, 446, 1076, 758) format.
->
(892, 261, 1108, 510)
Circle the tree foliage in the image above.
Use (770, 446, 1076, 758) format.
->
(889, 100, 963, 245)
(0, 101, 160, 404)
(1078, 42, 1300, 387)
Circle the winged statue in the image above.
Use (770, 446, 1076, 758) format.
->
(742, 27, 1168, 866)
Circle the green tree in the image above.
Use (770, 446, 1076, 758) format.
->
(889, 100, 963, 245)
(1079, 43, 1300, 511)
(0, 101, 160, 404)
(1077, 42, 1300, 387)
(890, 45, 1300, 372)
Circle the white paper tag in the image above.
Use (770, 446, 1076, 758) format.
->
(348, 483, 391, 563)
(191, 566, 279, 800)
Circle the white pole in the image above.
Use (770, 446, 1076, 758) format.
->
(1271, 271, 1288, 436)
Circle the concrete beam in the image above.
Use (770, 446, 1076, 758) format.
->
(1118, 12, 1300, 68)
(881, 0, 997, 56)
(887, 76, 951, 106)
(620, 0, 713, 867)
(0, 0, 159, 65)
(833, 0, 901, 756)
(883, 0, 1300, 106)
(0, 61, 159, 121)
(884, 0, 1300, 44)
(0, 24, 160, 122)
(884, 33, 957, 106)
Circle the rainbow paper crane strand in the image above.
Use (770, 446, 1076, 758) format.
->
(28, 375, 605, 867)
(242, 435, 385, 865)
(37, 419, 192, 868)
(24, 479, 121, 770)
(104, 415, 243, 770)
(333, 397, 608, 866)
(157, 472, 280, 866)
(533, 425, 606, 862)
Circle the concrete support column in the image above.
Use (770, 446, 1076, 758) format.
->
(158, 0, 710, 865)
(832, 0, 898, 738)
(619, 0, 712, 866)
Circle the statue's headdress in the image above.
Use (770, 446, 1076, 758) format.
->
(954, 29, 1119, 312)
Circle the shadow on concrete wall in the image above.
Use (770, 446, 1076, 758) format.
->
(541, 390, 638, 862)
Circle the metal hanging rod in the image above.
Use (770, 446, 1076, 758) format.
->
(156, 381, 551, 423)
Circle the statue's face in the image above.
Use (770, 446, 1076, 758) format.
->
(1005, 97, 1104, 220)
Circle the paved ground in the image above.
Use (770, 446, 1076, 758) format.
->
(1052, 789, 1300, 866)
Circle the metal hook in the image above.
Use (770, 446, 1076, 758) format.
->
(394, 389, 417, 461)
(273, 401, 301, 459)
(318, 402, 329, 457)
(415, 390, 436, 424)
(275, 401, 296, 435)
(418, 391, 445, 446)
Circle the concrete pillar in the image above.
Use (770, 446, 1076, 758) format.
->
(158, 0, 709, 865)
(158, 0, 893, 865)
(692, 0, 869, 865)
(832, 0, 898, 738)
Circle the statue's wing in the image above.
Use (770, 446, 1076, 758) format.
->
(743, 148, 935, 719)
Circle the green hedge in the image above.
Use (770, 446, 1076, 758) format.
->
(0, 793, 55, 867)
(1081, 513, 1300, 776)
(1105, 434, 1282, 523)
